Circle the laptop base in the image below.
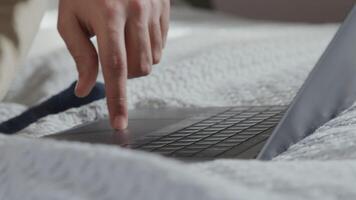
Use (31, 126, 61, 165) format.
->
(45, 106, 286, 161)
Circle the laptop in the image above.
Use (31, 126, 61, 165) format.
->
(46, 6, 356, 161)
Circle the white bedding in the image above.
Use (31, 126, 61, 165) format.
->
(1, 7, 355, 200)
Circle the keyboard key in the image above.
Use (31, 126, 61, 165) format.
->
(229, 114, 248, 118)
(216, 133, 236, 138)
(219, 140, 241, 146)
(185, 144, 211, 150)
(185, 127, 205, 131)
(195, 147, 227, 157)
(211, 124, 232, 129)
(258, 113, 276, 117)
(168, 133, 192, 138)
(229, 134, 253, 140)
(168, 132, 187, 136)
(184, 135, 206, 140)
(173, 149, 200, 157)
(203, 119, 222, 123)
(252, 116, 270, 120)
(239, 131, 259, 135)
(172, 141, 195, 146)
(195, 121, 215, 125)
(154, 150, 175, 156)
(220, 129, 239, 134)
(206, 135, 230, 141)
(195, 131, 217, 135)
(227, 127, 249, 131)
(202, 137, 223, 142)
(195, 141, 219, 145)
(213, 143, 237, 148)
(163, 142, 188, 148)
(237, 122, 258, 126)
(204, 127, 225, 132)
(178, 138, 201, 143)
(238, 113, 258, 118)
(219, 121, 239, 125)
(179, 129, 199, 133)
(247, 128, 269, 133)
(159, 146, 182, 152)
(221, 139, 244, 144)
(149, 140, 171, 145)
(246, 119, 264, 123)
(210, 116, 230, 120)
(220, 113, 239, 117)
(262, 120, 277, 125)
(163, 136, 184, 141)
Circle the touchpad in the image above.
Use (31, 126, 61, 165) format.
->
(45, 118, 182, 147)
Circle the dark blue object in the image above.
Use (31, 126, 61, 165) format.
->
(0, 81, 105, 134)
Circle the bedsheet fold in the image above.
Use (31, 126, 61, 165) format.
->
(0, 7, 354, 200)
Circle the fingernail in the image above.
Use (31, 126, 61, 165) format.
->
(114, 116, 128, 130)
(74, 82, 84, 97)
(74, 81, 90, 98)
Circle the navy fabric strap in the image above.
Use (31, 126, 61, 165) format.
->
(0, 81, 105, 134)
(258, 6, 356, 160)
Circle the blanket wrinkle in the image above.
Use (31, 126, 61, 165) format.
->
(0, 81, 105, 134)
(0, 7, 354, 200)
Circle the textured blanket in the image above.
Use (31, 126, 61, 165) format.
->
(1, 7, 355, 200)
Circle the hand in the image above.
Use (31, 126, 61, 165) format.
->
(57, 0, 170, 129)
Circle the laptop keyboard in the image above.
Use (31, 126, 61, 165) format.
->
(134, 106, 287, 158)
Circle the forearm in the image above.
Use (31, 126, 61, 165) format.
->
(0, 0, 47, 100)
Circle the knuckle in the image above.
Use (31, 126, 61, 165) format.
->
(162, 0, 170, 9)
(99, 0, 122, 20)
(74, 54, 98, 67)
(130, 0, 147, 15)
(57, 14, 72, 37)
(149, 0, 158, 10)
(74, 55, 98, 78)
(111, 66, 125, 77)
(106, 94, 127, 102)
(104, 55, 127, 76)
(57, 21, 66, 37)
(104, 6, 119, 19)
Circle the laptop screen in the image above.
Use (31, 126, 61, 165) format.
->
(258, 5, 356, 160)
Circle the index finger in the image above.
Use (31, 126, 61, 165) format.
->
(96, 21, 128, 130)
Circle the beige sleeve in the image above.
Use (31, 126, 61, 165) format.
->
(0, 0, 47, 101)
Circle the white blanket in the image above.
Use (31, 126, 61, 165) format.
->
(1, 8, 355, 200)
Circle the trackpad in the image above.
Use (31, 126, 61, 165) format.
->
(45, 118, 181, 147)
(45, 108, 224, 147)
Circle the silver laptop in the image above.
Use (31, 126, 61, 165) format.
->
(47, 6, 356, 161)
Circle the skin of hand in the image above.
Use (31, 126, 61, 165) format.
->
(57, 0, 170, 130)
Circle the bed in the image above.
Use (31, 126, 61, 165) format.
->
(0, 7, 355, 200)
